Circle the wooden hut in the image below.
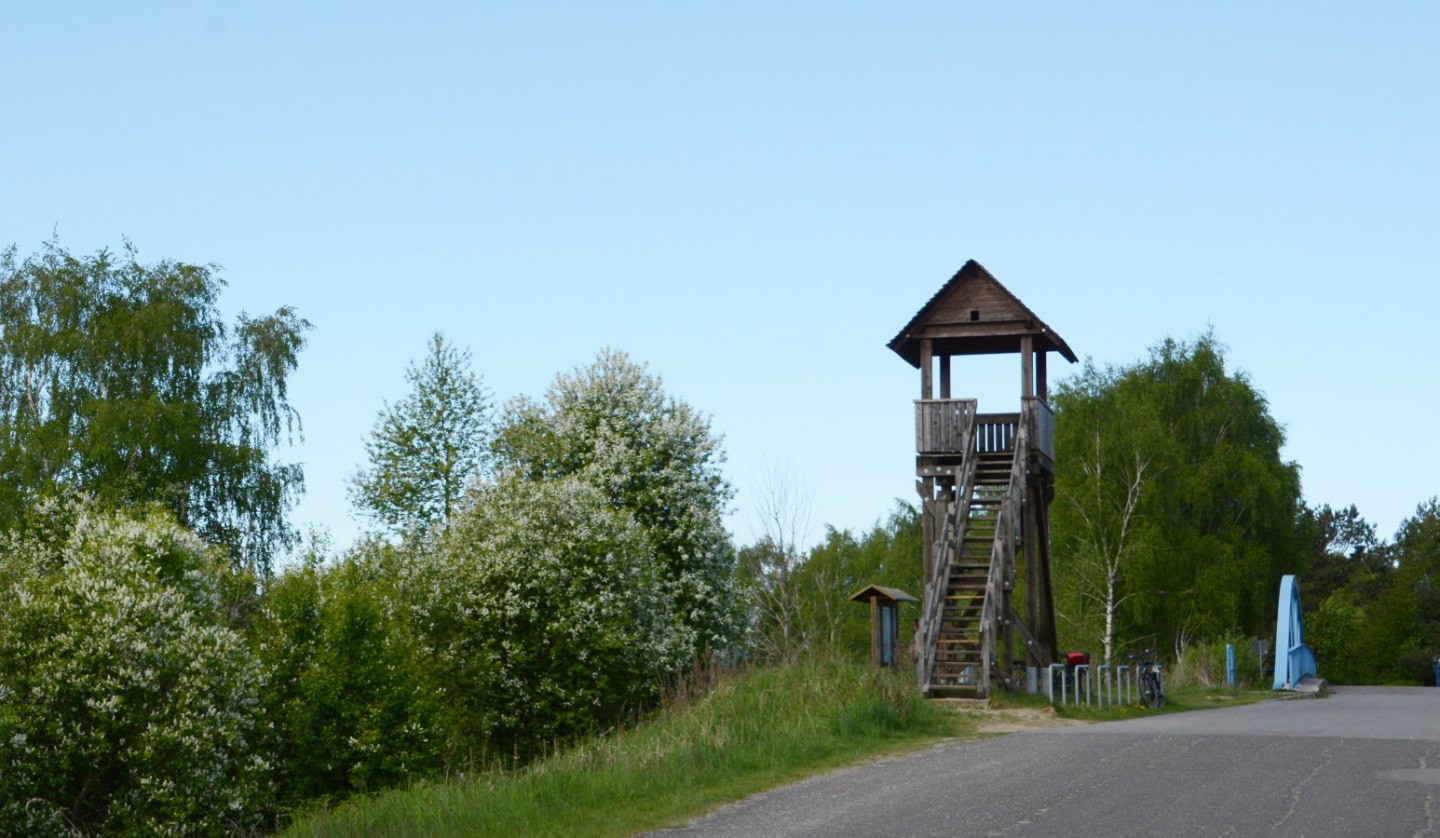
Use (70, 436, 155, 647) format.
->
(849, 584, 919, 667)
(889, 260, 1076, 698)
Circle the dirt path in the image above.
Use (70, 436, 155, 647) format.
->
(953, 704, 1090, 734)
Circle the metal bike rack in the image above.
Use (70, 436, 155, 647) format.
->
(1047, 663, 1066, 704)
(1045, 661, 1165, 708)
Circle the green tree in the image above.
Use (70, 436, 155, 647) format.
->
(252, 542, 443, 809)
(493, 348, 743, 658)
(1381, 497, 1440, 682)
(1051, 332, 1308, 658)
(350, 332, 493, 536)
(1049, 360, 1162, 663)
(1302, 503, 1385, 606)
(792, 504, 925, 660)
(1307, 595, 1366, 684)
(0, 239, 309, 574)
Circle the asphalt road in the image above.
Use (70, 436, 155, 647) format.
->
(640, 687, 1440, 837)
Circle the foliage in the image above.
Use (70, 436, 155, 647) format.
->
(1048, 360, 1162, 663)
(252, 541, 444, 813)
(493, 348, 743, 659)
(1345, 498, 1440, 684)
(1051, 332, 1309, 658)
(0, 503, 269, 836)
(786, 503, 924, 660)
(411, 473, 688, 761)
(0, 239, 309, 574)
(1392, 497, 1440, 669)
(1294, 499, 1440, 685)
(279, 656, 951, 838)
(1301, 503, 1385, 606)
(1306, 596, 1366, 683)
(736, 461, 817, 662)
(350, 332, 493, 537)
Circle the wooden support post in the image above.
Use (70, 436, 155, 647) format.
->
(1020, 335, 1034, 399)
(1023, 477, 1041, 666)
(1037, 350, 1048, 401)
(1036, 479, 1058, 663)
(920, 339, 933, 399)
(870, 596, 880, 664)
(939, 355, 951, 399)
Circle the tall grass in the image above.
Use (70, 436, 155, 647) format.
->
(1166, 636, 1267, 690)
(281, 656, 956, 838)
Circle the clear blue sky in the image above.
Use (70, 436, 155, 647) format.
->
(4, 3, 1437, 555)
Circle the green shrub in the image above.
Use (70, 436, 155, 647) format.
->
(0, 505, 269, 836)
(411, 474, 688, 761)
(254, 544, 444, 812)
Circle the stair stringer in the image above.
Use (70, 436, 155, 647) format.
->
(918, 431, 977, 695)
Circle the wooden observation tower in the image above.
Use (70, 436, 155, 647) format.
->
(889, 261, 1076, 699)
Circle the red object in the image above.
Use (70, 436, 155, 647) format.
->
(1064, 652, 1090, 667)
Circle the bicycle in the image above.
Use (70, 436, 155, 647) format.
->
(1130, 650, 1164, 709)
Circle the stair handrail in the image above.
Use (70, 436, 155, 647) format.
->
(919, 403, 977, 692)
(979, 415, 1030, 694)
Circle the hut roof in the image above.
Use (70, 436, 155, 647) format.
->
(848, 584, 919, 604)
(887, 260, 1077, 367)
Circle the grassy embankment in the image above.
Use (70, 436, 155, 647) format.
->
(282, 656, 966, 838)
(283, 658, 1277, 838)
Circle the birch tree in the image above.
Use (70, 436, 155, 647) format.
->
(350, 332, 492, 536)
(0, 239, 309, 574)
(1052, 333, 1307, 657)
(739, 461, 816, 662)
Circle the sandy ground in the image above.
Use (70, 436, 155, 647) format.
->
(935, 702, 1090, 734)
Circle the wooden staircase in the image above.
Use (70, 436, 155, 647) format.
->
(916, 399, 1056, 700)
(927, 451, 1013, 697)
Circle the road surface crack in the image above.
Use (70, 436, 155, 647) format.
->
(1417, 746, 1436, 838)
(1269, 739, 1336, 832)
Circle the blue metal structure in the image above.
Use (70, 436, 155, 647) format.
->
(1272, 575, 1318, 690)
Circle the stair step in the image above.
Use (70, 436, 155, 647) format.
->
(932, 665, 981, 676)
(928, 693, 984, 702)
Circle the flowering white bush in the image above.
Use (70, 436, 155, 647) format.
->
(493, 349, 745, 660)
(0, 506, 270, 836)
(412, 474, 687, 758)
